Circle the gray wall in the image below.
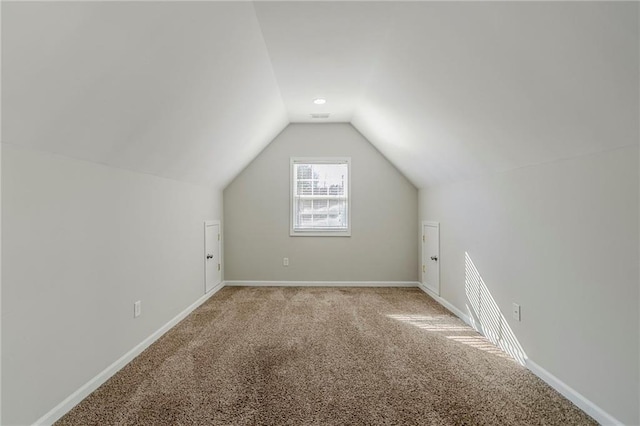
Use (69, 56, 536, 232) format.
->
(1, 144, 221, 425)
(224, 123, 418, 282)
(420, 145, 639, 424)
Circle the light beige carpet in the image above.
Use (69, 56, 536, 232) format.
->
(57, 287, 596, 425)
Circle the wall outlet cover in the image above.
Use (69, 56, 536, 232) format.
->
(512, 303, 521, 321)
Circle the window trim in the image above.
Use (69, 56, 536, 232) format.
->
(290, 157, 352, 237)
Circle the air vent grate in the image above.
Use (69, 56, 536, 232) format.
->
(310, 113, 331, 119)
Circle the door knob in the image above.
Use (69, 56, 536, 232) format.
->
(430, 256, 438, 261)
(206, 254, 213, 259)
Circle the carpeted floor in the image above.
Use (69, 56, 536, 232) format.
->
(57, 287, 596, 425)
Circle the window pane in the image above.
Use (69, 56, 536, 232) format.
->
(296, 164, 312, 179)
(297, 180, 312, 196)
(300, 200, 312, 213)
(313, 215, 329, 227)
(313, 199, 328, 212)
(299, 214, 313, 226)
(328, 214, 342, 227)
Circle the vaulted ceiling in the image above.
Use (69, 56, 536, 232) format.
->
(3, 1, 637, 189)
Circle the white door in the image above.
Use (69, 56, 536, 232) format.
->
(205, 221, 221, 293)
(422, 221, 440, 295)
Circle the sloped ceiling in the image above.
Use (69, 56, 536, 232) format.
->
(3, 2, 637, 189)
(2, 2, 288, 188)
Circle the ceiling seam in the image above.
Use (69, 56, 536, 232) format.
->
(0, 141, 220, 190)
(421, 142, 639, 191)
(350, 5, 397, 124)
(250, 1, 289, 124)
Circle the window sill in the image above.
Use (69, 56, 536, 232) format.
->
(290, 230, 351, 237)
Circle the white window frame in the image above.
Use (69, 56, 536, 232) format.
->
(290, 157, 351, 237)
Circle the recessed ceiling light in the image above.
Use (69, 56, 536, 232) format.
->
(313, 98, 326, 105)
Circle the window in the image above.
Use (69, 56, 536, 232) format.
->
(290, 157, 351, 236)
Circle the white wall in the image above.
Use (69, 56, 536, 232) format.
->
(0, 124, 3, 425)
(1, 144, 221, 425)
(420, 145, 639, 424)
(224, 123, 418, 282)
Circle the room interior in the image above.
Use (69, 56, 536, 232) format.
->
(1, 1, 638, 425)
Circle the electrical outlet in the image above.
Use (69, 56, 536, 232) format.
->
(512, 303, 521, 322)
(283, 257, 289, 267)
(134, 301, 142, 318)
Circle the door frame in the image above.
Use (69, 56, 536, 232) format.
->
(421, 221, 440, 296)
(204, 220, 222, 294)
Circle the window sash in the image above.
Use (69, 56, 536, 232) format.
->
(294, 197, 348, 230)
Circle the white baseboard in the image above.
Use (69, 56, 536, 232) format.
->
(417, 283, 622, 426)
(525, 359, 622, 426)
(33, 281, 225, 426)
(33, 280, 622, 426)
(416, 283, 473, 327)
(224, 280, 419, 287)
